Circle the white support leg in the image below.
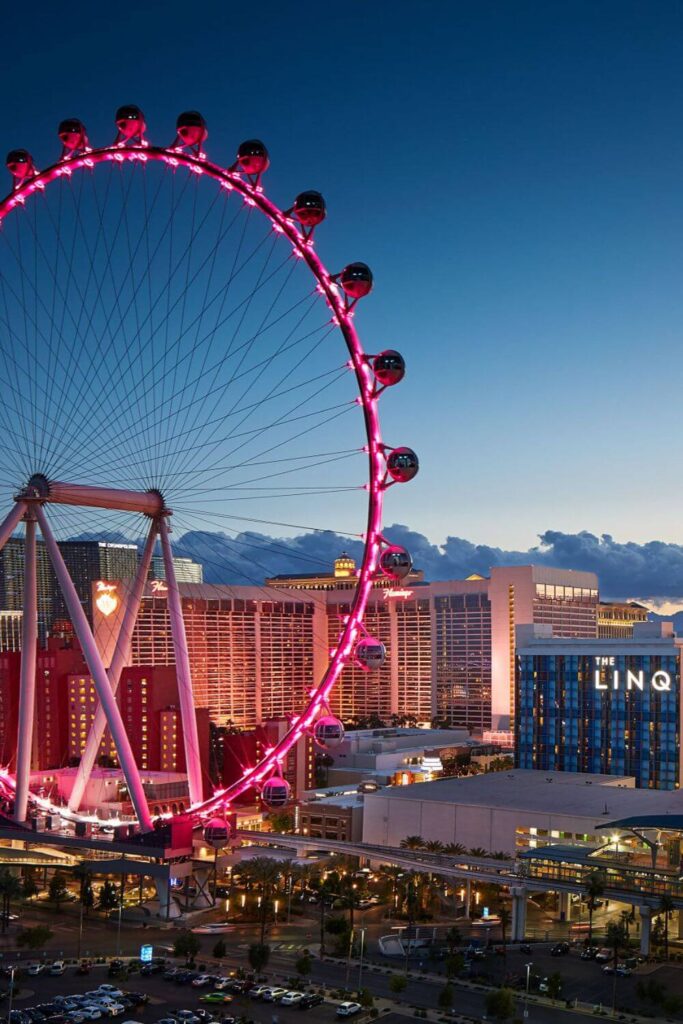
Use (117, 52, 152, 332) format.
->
(158, 516, 203, 806)
(14, 514, 37, 822)
(0, 502, 28, 551)
(69, 521, 158, 813)
(35, 505, 153, 831)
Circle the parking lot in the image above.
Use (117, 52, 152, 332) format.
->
(0, 964, 354, 1024)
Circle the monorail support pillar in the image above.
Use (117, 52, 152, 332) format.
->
(511, 886, 527, 942)
(640, 906, 652, 957)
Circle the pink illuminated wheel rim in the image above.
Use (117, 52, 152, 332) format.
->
(0, 112, 417, 827)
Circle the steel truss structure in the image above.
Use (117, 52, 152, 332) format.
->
(0, 109, 418, 832)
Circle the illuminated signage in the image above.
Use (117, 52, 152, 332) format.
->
(95, 582, 118, 618)
(140, 944, 153, 963)
(384, 588, 413, 600)
(150, 580, 168, 594)
(593, 657, 672, 693)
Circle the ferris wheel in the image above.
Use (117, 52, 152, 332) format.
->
(0, 107, 418, 832)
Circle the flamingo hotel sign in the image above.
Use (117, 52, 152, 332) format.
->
(593, 656, 672, 692)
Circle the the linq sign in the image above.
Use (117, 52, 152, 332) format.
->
(593, 656, 672, 693)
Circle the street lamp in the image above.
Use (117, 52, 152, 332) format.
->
(357, 926, 367, 993)
(524, 961, 533, 1019)
(7, 965, 15, 1024)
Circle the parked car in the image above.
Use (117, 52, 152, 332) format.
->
(261, 989, 287, 1003)
(280, 993, 304, 1007)
(121, 996, 148, 1008)
(249, 986, 271, 1000)
(580, 946, 599, 960)
(27, 964, 45, 976)
(199, 995, 232, 1006)
(595, 948, 611, 963)
(174, 1013, 200, 1024)
(193, 1012, 216, 1024)
(299, 995, 324, 1011)
(336, 1003, 362, 1018)
(550, 942, 569, 956)
(96, 989, 123, 1000)
(49, 962, 66, 976)
(519, 943, 532, 955)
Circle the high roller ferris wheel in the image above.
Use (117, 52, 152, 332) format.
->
(0, 107, 418, 835)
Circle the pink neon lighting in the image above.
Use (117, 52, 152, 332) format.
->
(0, 140, 393, 826)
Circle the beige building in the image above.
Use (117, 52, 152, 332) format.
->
(489, 566, 599, 730)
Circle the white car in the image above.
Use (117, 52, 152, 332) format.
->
(101, 1004, 125, 1018)
(175, 1014, 200, 1024)
(97, 988, 124, 999)
(214, 978, 234, 990)
(50, 960, 66, 975)
(261, 988, 288, 1003)
(27, 963, 45, 975)
(280, 993, 304, 1007)
(337, 1003, 362, 1018)
(249, 985, 271, 1000)
(191, 975, 214, 988)
(79, 1010, 103, 1021)
(192, 922, 232, 934)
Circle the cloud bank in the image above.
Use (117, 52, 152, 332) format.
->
(174, 525, 683, 605)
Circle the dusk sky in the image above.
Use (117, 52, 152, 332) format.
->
(3, 1, 683, 588)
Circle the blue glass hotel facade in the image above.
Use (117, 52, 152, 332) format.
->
(515, 623, 681, 790)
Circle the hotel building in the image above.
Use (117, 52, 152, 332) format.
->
(597, 601, 649, 639)
(489, 565, 599, 730)
(515, 622, 682, 789)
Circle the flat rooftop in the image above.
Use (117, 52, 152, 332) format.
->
(372, 770, 683, 822)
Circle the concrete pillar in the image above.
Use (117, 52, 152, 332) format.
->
(511, 886, 527, 941)
(640, 906, 652, 957)
(558, 891, 571, 922)
(677, 909, 683, 940)
(463, 879, 471, 919)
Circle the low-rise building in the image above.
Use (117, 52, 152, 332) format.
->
(361, 769, 683, 856)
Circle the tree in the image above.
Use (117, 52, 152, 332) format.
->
(248, 942, 270, 973)
(267, 811, 295, 834)
(21, 872, 38, 900)
(443, 843, 466, 856)
(498, 905, 511, 958)
(213, 938, 226, 959)
(445, 954, 464, 980)
(174, 929, 201, 963)
(0, 869, 22, 933)
(295, 954, 312, 979)
(81, 879, 95, 917)
(98, 880, 119, 912)
(659, 893, 675, 960)
(547, 972, 563, 1002)
(438, 984, 454, 1011)
(423, 840, 444, 854)
(606, 920, 627, 1014)
(484, 988, 516, 1022)
(48, 872, 68, 908)
(389, 974, 408, 995)
(400, 836, 425, 850)
(468, 847, 488, 858)
(247, 857, 282, 946)
(584, 870, 605, 948)
(16, 925, 53, 950)
(444, 925, 461, 954)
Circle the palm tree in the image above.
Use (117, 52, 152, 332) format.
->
(584, 871, 605, 948)
(443, 842, 466, 856)
(424, 840, 445, 854)
(606, 920, 627, 1014)
(659, 893, 675, 960)
(468, 847, 488, 858)
(400, 836, 425, 850)
(247, 857, 282, 946)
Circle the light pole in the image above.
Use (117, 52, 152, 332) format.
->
(7, 965, 15, 1024)
(524, 961, 533, 1019)
(357, 926, 366, 993)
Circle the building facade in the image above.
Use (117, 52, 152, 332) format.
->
(490, 566, 599, 731)
(515, 623, 682, 789)
(150, 554, 204, 584)
(597, 602, 649, 639)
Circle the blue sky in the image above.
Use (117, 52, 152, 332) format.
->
(3, 0, 683, 554)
